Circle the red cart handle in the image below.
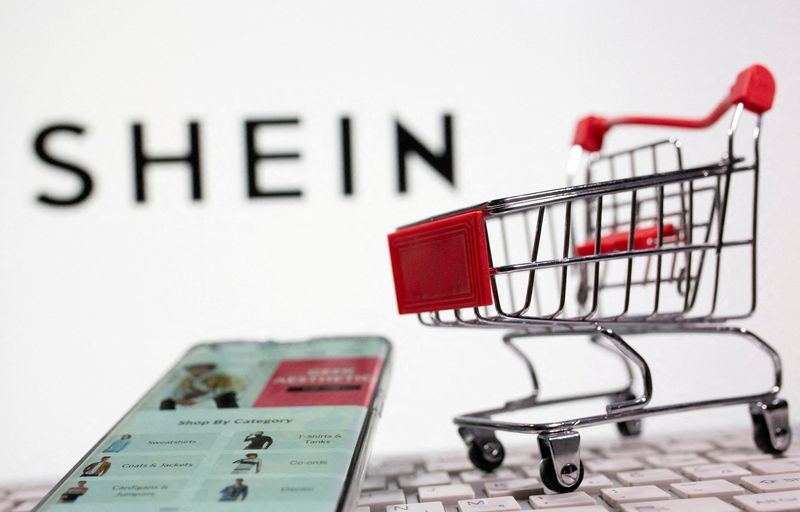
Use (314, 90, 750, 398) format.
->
(573, 64, 776, 152)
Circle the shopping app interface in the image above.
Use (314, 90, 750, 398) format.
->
(37, 339, 387, 512)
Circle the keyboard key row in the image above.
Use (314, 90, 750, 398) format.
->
(355, 490, 800, 512)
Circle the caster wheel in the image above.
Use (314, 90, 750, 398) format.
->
(616, 418, 642, 437)
(751, 399, 791, 455)
(467, 435, 505, 472)
(539, 457, 584, 493)
(612, 392, 642, 437)
(537, 430, 583, 493)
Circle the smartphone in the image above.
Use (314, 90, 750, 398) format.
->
(33, 336, 391, 512)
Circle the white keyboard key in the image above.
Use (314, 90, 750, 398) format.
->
(579, 449, 601, 461)
(600, 445, 659, 458)
(733, 489, 800, 511)
(741, 472, 800, 493)
(748, 458, 800, 475)
(502, 453, 538, 467)
(681, 463, 752, 482)
(355, 507, 370, 512)
(457, 496, 520, 512)
(398, 472, 451, 490)
(361, 476, 387, 491)
(387, 503, 445, 512)
(459, 469, 516, 484)
(654, 439, 716, 453)
(427, 451, 469, 461)
(578, 473, 614, 493)
(425, 459, 475, 473)
(714, 435, 756, 449)
(584, 457, 644, 476)
(418, 484, 475, 504)
(600, 485, 671, 507)
(619, 497, 739, 511)
(669, 479, 746, 499)
(377, 455, 425, 466)
(358, 489, 406, 509)
(0, 501, 13, 512)
(645, 453, 710, 468)
(485, 478, 543, 498)
(706, 448, 772, 464)
(368, 462, 416, 477)
(528, 491, 596, 509)
(616, 468, 683, 486)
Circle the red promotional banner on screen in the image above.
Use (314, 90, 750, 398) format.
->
(253, 357, 383, 408)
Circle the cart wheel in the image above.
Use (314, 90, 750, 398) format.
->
(540, 457, 584, 493)
(616, 419, 642, 437)
(611, 392, 642, 437)
(467, 435, 505, 473)
(537, 430, 583, 493)
(751, 399, 791, 455)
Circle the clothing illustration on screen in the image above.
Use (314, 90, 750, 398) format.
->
(243, 431, 273, 450)
(103, 434, 132, 453)
(159, 363, 244, 410)
(219, 479, 248, 501)
(232, 453, 261, 474)
(58, 481, 88, 503)
(81, 456, 111, 477)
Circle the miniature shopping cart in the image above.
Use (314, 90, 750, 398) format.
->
(388, 64, 790, 493)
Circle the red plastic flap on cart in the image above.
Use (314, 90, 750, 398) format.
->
(576, 224, 677, 257)
(388, 210, 493, 315)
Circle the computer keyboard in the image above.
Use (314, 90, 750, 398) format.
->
(358, 430, 800, 512)
(0, 483, 56, 512)
(4, 430, 799, 512)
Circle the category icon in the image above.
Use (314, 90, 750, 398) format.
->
(103, 434, 132, 453)
(219, 479, 248, 501)
(81, 456, 111, 477)
(232, 453, 261, 474)
(57, 481, 88, 503)
(243, 431, 273, 450)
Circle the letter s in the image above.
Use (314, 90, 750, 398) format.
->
(34, 124, 93, 206)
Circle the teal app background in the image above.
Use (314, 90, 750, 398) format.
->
(36, 338, 388, 512)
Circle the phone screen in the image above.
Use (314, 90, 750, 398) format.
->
(34, 337, 390, 512)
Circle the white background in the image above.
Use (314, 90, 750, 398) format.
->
(1, 0, 800, 482)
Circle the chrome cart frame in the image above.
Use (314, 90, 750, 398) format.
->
(388, 65, 790, 493)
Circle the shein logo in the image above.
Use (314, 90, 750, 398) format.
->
(32, 114, 455, 207)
